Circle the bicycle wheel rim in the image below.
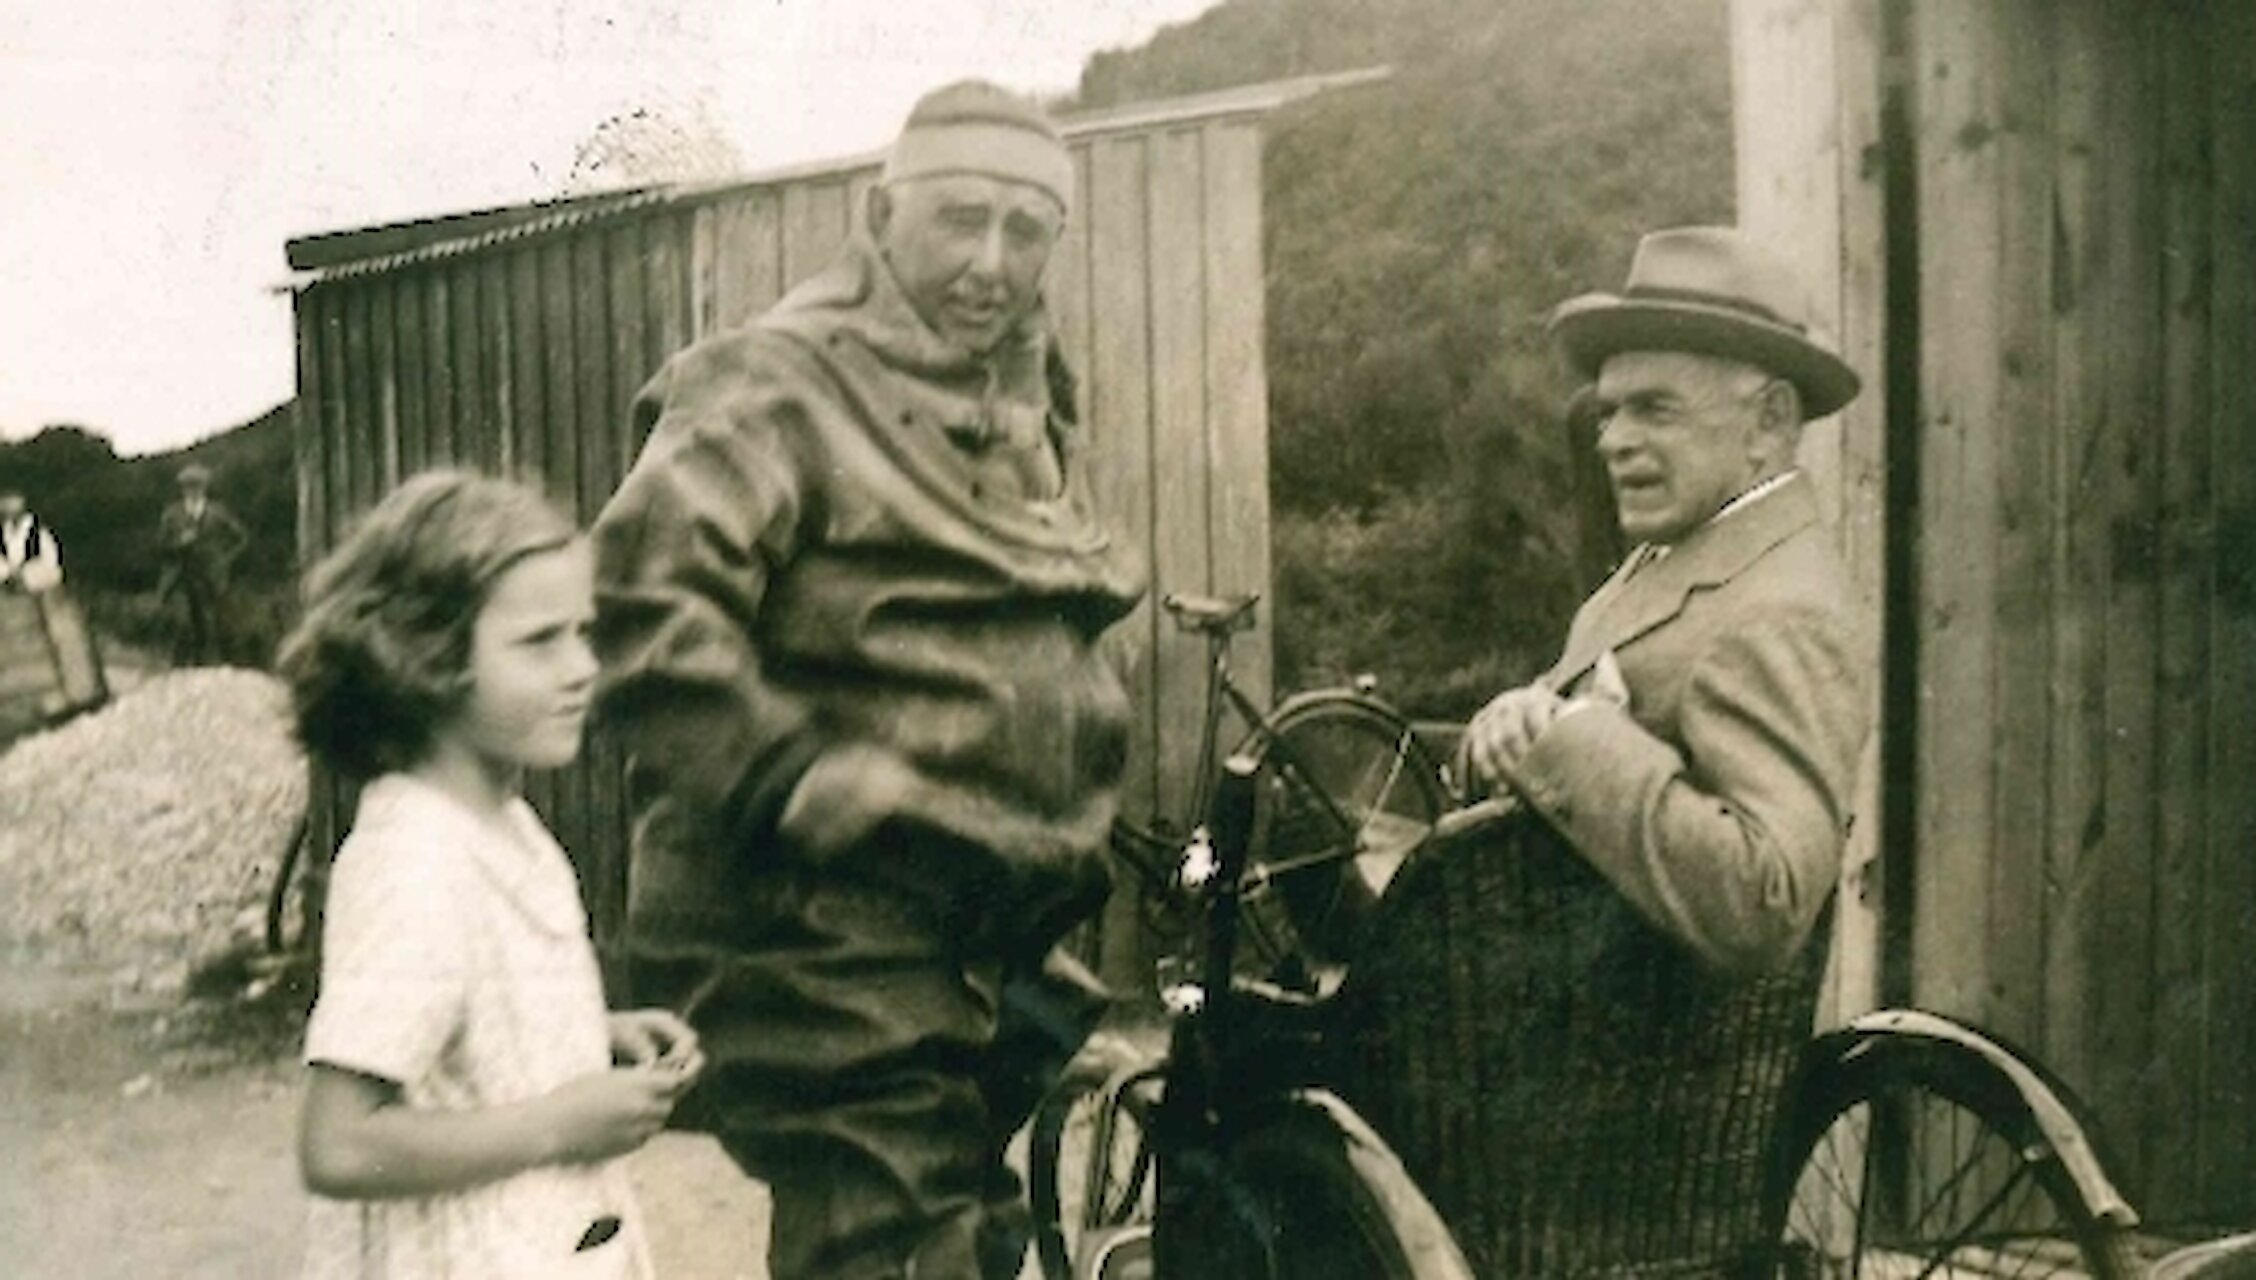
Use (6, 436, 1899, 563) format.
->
(1244, 700, 1445, 977)
(1031, 1070, 1160, 1280)
(1769, 1047, 2139, 1280)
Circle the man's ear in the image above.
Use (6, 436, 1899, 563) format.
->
(1752, 379, 1805, 465)
(1759, 378, 1805, 433)
(865, 185, 893, 240)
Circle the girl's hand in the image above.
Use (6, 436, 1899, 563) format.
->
(608, 1009, 705, 1080)
(542, 1067, 683, 1164)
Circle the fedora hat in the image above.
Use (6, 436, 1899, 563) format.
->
(1548, 226, 1860, 420)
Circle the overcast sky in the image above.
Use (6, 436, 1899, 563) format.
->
(0, 0, 1221, 456)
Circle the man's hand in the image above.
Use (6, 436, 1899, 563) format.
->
(777, 743, 923, 860)
(1460, 653, 1632, 796)
(1461, 683, 1570, 795)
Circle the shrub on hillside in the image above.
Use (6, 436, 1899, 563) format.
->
(1077, 0, 1729, 712)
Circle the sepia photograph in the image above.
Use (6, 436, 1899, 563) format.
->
(3, 0, 2252, 1276)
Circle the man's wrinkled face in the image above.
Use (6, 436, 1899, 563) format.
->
(1589, 351, 1792, 546)
(871, 174, 1063, 355)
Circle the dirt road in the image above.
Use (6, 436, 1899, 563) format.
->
(0, 965, 770, 1279)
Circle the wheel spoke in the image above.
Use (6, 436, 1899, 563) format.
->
(1853, 1096, 1878, 1280)
(1241, 705, 1445, 978)
(1906, 1162, 2037, 1280)
(1773, 1053, 2126, 1280)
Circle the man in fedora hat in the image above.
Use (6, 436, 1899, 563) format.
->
(592, 80, 1143, 1280)
(156, 462, 250, 665)
(1459, 225, 1870, 975)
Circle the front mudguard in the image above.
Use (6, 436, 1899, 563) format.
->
(1775, 1007, 2138, 1229)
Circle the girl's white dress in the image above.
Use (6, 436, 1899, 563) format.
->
(301, 774, 655, 1279)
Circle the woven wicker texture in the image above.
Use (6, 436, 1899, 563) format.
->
(1335, 813, 1825, 1277)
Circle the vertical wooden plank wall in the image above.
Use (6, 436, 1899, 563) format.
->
(1203, 123, 1273, 712)
(1908, 0, 2005, 1033)
(1904, 0, 2256, 1220)
(1731, 0, 2256, 1222)
(2198, 0, 2256, 1213)
(2150, 1, 2213, 1215)
(1086, 135, 1161, 985)
(2041, 0, 2107, 1130)
(291, 295, 335, 935)
(1147, 129, 1213, 824)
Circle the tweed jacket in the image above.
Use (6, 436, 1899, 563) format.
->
(1511, 473, 1869, 975)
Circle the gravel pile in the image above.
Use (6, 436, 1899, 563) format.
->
(0, 668, 309, 979)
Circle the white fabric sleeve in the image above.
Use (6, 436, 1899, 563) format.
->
(303, 836, 473, 1086)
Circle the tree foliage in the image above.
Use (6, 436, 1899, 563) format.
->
(0, 405, 297, 660)
(1072, 0, 1733, 713)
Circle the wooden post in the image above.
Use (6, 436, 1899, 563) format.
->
(1730, 0, 1890, 1024)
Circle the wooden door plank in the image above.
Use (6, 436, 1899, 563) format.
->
(386, 274, 421, 484)
(1908, 0, 2002, 1026)
(479, 252, 515, 478)
(2148, 0, 2216, 1215)
(1732, 0, 1849, 529)
(1827, 0, 1890, 1023)
(1202, 122, 1273, 711)
(292, 296, 327, 565)
(781, 180, 849, 291)
(507, 248, 549, 489)
(319, 288, 351, 543)
(1985, 0, 2056, 1053)
(1087, 134, 1158, 987)
(2040, 0, 2108, 1116)
(2198, 0, 2256, 1217)
(449, 261, 488, 474)
(2088, 0, 2164, 1184)
(422, 269, 455, 470)
(1148, 126, 1212, 820)
(604, 220, 649, 494)
(708, 190, 784, 335)
(340, 283, 377, 522)
(1049, 148, 1096, 414)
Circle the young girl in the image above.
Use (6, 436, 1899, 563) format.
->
(279, 470, 703, 1278)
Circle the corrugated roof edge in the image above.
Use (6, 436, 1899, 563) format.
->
(277, 65, 1391, 291)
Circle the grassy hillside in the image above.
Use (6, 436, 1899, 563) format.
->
(1074, 0, 1734, 714)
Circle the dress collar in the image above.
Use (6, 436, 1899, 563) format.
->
(360, 774, 587, 939)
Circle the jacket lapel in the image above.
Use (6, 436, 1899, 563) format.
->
(1548, 473, 1821, 692)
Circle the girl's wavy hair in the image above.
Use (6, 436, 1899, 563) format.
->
(277, 469, 578, 780)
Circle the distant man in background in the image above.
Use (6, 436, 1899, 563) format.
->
(1460, 225, 1870, 975)
(155, 463, 248, 664)
(593, 81, 1144, 1280)
(0, 487, 65, 594)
